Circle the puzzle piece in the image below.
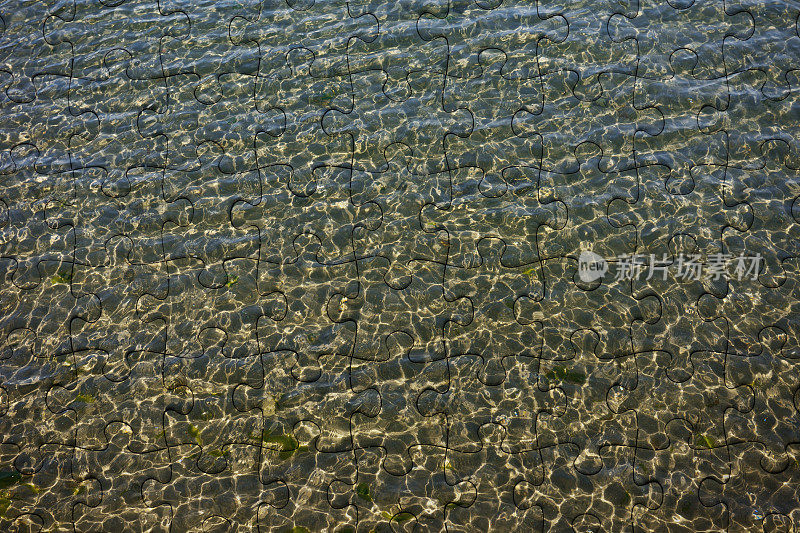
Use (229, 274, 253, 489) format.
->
(0, 343, 79, 476)
(632, 419, 731, 531)
(701, 258, 800, 473)
(158, 0, 253, 91)
(43, 347, 175, 453)
(161, 349, 264, 473)
(158, 162, 259, 287)
(698, 68, 800, 168)
(416, 353, 565, 453)
(420, 165, 562, 268)
(349, 144, 450, 286)
(416, 0, 568, 80)
(523, 70, 663, 172)
(0, 442, 100, 532)
(142, 443, 283, 532)
(0, 1, 73, 102)
(514, 443, 661, 531)
(442, 238, 541, 384)
(428, 426, 543, 532)
(537, 0, 637, 99)
(607, 159, 752, 262)
(536, 141, 644, 261)
(608, 348, 754, 457)
(42, 0, 187, 83)
(228, 0, 378, 78)
(722, 139, 800, 287)
(442, 48, 546, 183)
(346, 0, 448, 93)
(516, 256, 658, 360)
(347, 322, 449, 476)
(230, 164, 379, 277)
(0, 126, 86, 288)
(256, 443, 351, 531)
(607, 0, 753, 81)
(698, 443, 800, 531)
(66, 54, 168, 181)
(328, 257, 474, 474)
(71, 422, 172, 531)
(346, 257, 472, 364)
(326, 445, 478, 532)
(1, 258, 99, 361)
(321, 67, 473, 175)
(535, 328, 640, 477)
(723, 0, 800, 99)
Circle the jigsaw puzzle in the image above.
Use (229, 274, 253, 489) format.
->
(1, 0, 800, 531)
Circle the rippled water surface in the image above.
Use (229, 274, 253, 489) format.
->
(2, 0, 800, 531)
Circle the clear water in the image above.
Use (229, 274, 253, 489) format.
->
(1, 0, 800, 531)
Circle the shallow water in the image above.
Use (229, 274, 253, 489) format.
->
(1, 0, 800, 531)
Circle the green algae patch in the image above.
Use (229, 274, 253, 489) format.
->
(280, 527, 311, 533)
(355, 482, 372, 502)
(187, 424, 202, 446)
(207, 448, 230, 458)
(51, 272, 73, 284)
(262, 432, 308, 460)
(0, 494, 10, 518)
(697, 434, 716, 449)
(76, 393, 95, 403)
(0, 470, 22, 519)
(547, 365, 586, 385)
(309, 88, 343, 106)
(0, 471, 21, 491)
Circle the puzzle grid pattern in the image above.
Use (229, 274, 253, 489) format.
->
(1, 0, 800, 531)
